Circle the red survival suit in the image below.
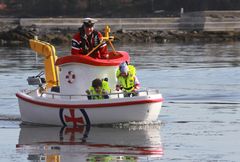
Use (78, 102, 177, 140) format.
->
(71, 26, 108, 58)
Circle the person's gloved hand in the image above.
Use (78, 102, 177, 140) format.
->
(134, 84, 140, 90)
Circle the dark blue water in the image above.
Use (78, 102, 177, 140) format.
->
(0, 42, 240, 161)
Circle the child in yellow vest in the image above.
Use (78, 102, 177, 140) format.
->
(86, 78, 110, 100)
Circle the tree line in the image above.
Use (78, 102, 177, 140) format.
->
(1, 0, 240, 17)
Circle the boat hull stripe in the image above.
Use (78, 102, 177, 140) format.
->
(16, 93, 163, 109)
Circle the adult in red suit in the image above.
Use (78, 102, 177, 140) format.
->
(71, 18, 108, 59)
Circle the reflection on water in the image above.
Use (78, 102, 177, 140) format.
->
(17, 125, 163, 162)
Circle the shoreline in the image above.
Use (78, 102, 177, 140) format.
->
(1, 27, 240, 46)
(1, 11, 240, 45)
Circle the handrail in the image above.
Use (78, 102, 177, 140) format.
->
(40, 89, 160, 100)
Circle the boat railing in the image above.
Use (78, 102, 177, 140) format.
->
(39, 89, 160, 100)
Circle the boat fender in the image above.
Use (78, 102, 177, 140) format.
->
(65, 71, 76, 84)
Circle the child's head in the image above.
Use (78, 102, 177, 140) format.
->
(119, 62, 129, 76)
(92, 78, 102, 93)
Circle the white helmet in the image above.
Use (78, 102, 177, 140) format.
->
(119, 62, 129, 74)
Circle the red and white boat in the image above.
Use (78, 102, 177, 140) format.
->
(16, 27, 163, 126)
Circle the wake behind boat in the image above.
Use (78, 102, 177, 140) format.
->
(16, 26, 163, 126)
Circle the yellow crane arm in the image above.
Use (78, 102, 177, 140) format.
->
(29, 39, 59, 88)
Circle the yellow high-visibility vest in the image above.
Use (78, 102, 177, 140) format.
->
(117, 65, 136, 92)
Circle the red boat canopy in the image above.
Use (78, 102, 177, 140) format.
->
(55, 51, 130, 66)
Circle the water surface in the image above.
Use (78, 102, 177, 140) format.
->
(0, 42, 239, 161)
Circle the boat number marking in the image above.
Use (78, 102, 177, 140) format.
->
(65, 71, 75, 84)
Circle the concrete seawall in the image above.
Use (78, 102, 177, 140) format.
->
(1, 11, 240, 44)
(2, 11, 240, 32)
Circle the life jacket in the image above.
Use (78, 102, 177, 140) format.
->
(117, 65, 136, 92)
(88, 80, 111, 100)
(89, 86, 104, 100)
(79, 28, 100, 54)
(71, 26, 106, 58)
(102, 80, 111, 93)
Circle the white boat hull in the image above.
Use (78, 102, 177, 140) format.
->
(16, 90, 163, 126)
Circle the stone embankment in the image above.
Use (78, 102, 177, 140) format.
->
(1, 11, 240, 45)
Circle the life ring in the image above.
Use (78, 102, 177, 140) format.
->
(65, 71, 76, 84)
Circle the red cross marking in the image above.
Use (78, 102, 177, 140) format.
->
(64, 126, 85, 142)
(64, 109, 84, 127)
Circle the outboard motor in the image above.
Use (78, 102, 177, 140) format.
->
(27, 71, 46, 87)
